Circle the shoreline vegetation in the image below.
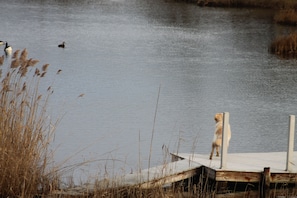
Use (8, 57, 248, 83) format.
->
(0, 49, 60, 197)
(195, 0, 297, 9)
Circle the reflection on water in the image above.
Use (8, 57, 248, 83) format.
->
(1, 0, 297, 182)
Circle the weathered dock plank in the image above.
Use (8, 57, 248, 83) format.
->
(53, 159, 203, 195)
(214, 169, 261, 182)
(121, 159, 201, 188)
(98, 159, 202, 189)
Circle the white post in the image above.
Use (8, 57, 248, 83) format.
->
(220, 112, 229, 169)
(286, 115, 295, 172)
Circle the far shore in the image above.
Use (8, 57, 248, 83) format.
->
(181, 0, 297, 58)
(181, 0, 297, 9)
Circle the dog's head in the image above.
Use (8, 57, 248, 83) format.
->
(214, 113, 223, 123)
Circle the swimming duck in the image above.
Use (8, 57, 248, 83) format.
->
(58, 41, 65, 48)
(4, 42, 12, 55)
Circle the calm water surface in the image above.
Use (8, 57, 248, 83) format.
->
(1, 0, 297, 182)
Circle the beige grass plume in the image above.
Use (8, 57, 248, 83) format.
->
(12, 49, 20, 59)
(0, 55, 4, 66)
(42, 64, 49, 72)
(20, 48, 28, 64)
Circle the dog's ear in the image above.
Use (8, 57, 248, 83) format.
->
(214, 113, 223, 122)
(214, 115, 218, 122)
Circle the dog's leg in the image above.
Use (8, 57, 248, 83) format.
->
(209, 143, 215, 160)
(216, 146, 220, 157)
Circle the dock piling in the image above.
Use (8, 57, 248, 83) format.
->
(286, 115, 295, 172)
(220, 112, 229, 169)
(261, 167, 271, 198)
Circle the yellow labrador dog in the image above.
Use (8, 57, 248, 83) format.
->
(209, 113, 231, 160)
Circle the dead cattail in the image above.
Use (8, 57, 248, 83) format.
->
(19, 66, 28, 77)
(42, 64, 49, 72)
(21, 100, 29, 107)
(1, 84, 9, 92)
(21, 60, 27, 68)
(0, 55, 4, 66)
(34, 68, 40, 76)
(27, 58, 39, 67)
(56, 69, 62, 74)
(10, 58, 20, 68)
(22, 82, 26, 91)
(12, 49, 20, 59)
(20, 48, 28, 63)
(9, 100, 15, 105)
(2, 75, 8, 84)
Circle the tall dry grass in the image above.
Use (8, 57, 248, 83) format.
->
(0, 49, 59, 197)
(196, 0, 297, 9)
(274, 9, 297, 25)
(270, 32, 297, 57)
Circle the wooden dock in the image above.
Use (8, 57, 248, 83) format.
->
(94, 151, 297, 190)
(172, 152, 297, 184)
(54, 151, 297, 196)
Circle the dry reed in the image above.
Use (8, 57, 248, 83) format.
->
(0, 55, 4, 66)
(196, 0, 297, 9)
(270, 32, 297, 57)
(274, 9, 297, 25)
(0, 49, 60, 197)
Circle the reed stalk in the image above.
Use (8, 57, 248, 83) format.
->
(147, 85, 161, 184)
(0, 49, 60, 197)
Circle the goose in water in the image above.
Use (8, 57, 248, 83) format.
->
(4, 42, 12, 55)
(58, 41, 65, 48)
(0, 41, 4, 46)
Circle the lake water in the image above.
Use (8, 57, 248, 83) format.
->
(1, 0, 297, 183)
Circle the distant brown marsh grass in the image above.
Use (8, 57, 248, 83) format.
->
(270, 32, 297, 57)
(0, 49, 60, 197)
(196, 0, 297, 9)
(274, 9, 297, 25)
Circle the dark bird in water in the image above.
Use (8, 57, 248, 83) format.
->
(4, 42, 12, 55)
(58, 41, 65, 48)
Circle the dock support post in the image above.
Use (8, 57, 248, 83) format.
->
(220, 112, 229, 169)
(286, 115, 295, 172)
(261, 167, 271, 198)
